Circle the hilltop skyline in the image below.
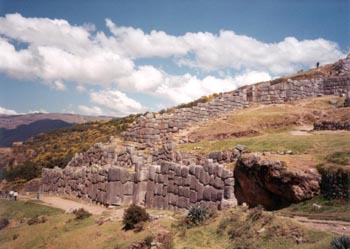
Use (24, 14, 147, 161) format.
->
(0, 0, 349, 116)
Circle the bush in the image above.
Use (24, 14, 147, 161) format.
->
(27, 216, 47, 225)
(186, 205, 208, 226)
(0, 218, 9, 230)
(73, 208, 91, 220)
(330, 235, 350, 249)
(122, 204, 150, 230)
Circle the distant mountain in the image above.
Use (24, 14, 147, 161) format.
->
(0, 113, 113, 147)
(0, 113, 112, 130)
(0, 119, 75, 147)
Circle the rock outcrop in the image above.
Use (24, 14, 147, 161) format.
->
(234, 156, 321, 210)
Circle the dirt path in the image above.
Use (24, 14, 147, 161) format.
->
(289, 125, 313, 136)
(23, 195, 125, 219)
(39, 196, 107, 215)
(292, 216, 350, 234)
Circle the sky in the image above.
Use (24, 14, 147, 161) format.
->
(0, 0, 349, 117)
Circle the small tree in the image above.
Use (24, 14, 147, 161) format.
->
(122, 204, 150, 230)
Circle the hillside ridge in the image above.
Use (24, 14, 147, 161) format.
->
(122, 55, 350, 145)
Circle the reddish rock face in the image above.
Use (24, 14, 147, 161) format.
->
(234, 156, 321, 210)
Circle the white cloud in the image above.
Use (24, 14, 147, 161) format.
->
(153, 70, 271, 104)
(0, 106, 18, 115)
(52, 80, 67, 91)
(0, 14, 134, 85)
(76, 85, 86, 92)
(0, 13, 347, 115)
(89, 89, 146, 116)
(28, 109, 48, 114)
(106, 20, 344, 74)
(106, 19, 188, 58)
(78, 105, 103, 116)
(118, 65, 164, 92)
(179, 32, 344, 74)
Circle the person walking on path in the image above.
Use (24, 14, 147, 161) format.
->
(9, 190, 14, 200)
(13, 191, 18, 201)
(36, 192, 40, 200)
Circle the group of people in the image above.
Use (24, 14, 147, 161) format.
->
(0, 190, 19, 200)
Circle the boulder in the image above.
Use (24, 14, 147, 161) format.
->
(234, 156, 321, 210)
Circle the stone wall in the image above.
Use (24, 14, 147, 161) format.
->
(41, 144, 238, 210)
(122, 91, 248, 145)
(314, 121, 350, 131)
(122, 56, 350, 145)
(318, 167, 350, 200)
(67, 143, 150, 170)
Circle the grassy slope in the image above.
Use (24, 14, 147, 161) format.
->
(178, 96, 350, 167)
(173, 208, 335, 249)
(0, 200, 153, 249)
(279, 196, 350, 222)
(0, 200, 340, 249)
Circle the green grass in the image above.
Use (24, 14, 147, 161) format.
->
(178, 131, 350, 157)
(0, 200, 63, 220)
(0, 200, 154, 249)
(0, 199, 343, 249)
(279, 196, 350, 221)
(326, 151, 350, 165)
(172, 208, 336, 249)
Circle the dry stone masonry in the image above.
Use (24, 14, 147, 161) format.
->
(41, 143, 238, 210)
(41, 55, 350, 211)
(122, 55, 350, 145)
(314, 121, 350, 131)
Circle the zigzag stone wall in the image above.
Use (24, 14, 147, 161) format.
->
(122, 56, 350, 145)
(41, 56, 350, 211)
(41, 143, 239, 210)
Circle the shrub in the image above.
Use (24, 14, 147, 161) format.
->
(0, 218, 9, 230)
(73, 208, 91, 220)
(330, 235, 350, 249)
(27, 216, 47, 225)
(186, 205, 208, 226)
(122, 204, 150, 230)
